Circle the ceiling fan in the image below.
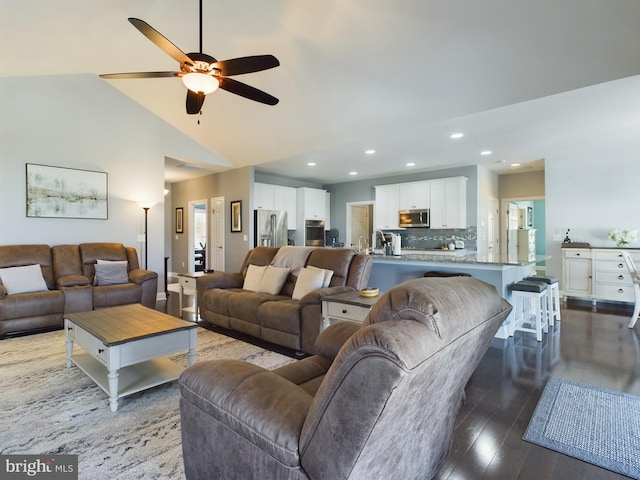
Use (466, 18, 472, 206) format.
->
(100, 0, 279, 115)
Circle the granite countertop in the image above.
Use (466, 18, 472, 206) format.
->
(370, 251, 547, 267)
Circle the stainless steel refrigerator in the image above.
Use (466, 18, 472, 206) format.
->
(254, 210, 288, 247)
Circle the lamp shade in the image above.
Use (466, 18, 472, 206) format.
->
(136, 201, 157, 210)
(182, 73, 219, 94)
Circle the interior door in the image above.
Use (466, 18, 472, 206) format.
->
(210, 196, 225, 272)
(347, 203, 373, 251)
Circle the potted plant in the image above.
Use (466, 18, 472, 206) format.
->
(608, 228, 638, 247)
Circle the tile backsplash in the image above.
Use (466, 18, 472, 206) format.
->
(385, 226, 477, 251)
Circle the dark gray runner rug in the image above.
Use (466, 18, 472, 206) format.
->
(0, 327, 295, 479)
(524, 377, 640, 479)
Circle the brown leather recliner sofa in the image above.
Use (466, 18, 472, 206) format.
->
(180, 276, 512, 480)
(197, 246, 373, 355)
(0, 243, 158, 338)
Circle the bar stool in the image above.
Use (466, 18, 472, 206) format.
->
(525, 275, 561, 327)
(510, 280, 548, 342)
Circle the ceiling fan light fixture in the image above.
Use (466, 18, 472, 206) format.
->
(182, 72, 219, 94)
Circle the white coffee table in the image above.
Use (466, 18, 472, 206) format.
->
(65, 304, 198, 412)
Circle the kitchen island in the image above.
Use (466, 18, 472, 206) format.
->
(368, 252, 547, 339)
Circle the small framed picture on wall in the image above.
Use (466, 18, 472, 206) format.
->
(231, 200, 242, 232)
(176, 207, 184, 233)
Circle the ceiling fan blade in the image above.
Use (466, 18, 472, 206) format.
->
(219, 77, 279, 106)
(128, 18, 194, 67)
(99, 71, 180, 79)
(213, 55, 280, 77)
(186, 90, 206, 115)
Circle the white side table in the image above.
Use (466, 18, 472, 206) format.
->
(321, 290, 381, 329)
(178, 272, 204, 318)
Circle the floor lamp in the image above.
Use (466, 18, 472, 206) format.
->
(137, 202, 156, 269)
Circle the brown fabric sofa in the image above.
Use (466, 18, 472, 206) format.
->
(180, 276, 512, 480)
(0, 243, 158, 338)
(197, 246, 373, 354)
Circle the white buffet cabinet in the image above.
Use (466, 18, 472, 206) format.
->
(562, 246, 640, 306)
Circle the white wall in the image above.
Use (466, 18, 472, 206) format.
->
(0, 74, 223, 290)
(476, 165, 499, 257)
(545, 145, 640, 279)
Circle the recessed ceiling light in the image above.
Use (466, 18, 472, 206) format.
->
(365, 149, 376, 155)
(349, 171, 358, 175)
(307, 162, 316, 166)
(510, 163, 521, 167)
(480, 150, 492, 156)
(406, 162, 415, 167)
(450, 132, 464, 139)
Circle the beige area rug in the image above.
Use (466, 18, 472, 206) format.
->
(0, 327, 296, 479)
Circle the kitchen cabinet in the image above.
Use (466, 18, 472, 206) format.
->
(254, 183, 275, 210)
(593, 249, 640, 304)
(562, 249, 592, 299)
(254, 183, 297, 229)
(325, 191, 331, 230)
(297, 187, 327, 220)
(429, 177, 467, 229)
(374, 184, 400, 230)
(398, 181, 430, 210)
(562, 247, 640, 306)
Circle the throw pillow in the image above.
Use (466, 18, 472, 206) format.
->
(96, 259, 128, 266)
(308, 265, 334, 287)
(256, 265, 290, 295)
(292, 267, 325, 300)
(0, 264, 48, 295)
(243, 264, 268, 291)
(94, 262, 129, 286)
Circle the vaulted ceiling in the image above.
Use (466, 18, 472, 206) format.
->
(2, 0, 640, 184)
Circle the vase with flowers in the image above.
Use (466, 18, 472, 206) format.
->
(608, 228, 639, 247)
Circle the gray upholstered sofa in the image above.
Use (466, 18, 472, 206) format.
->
(0, 243, 158, 338)
(180, 276, 512, 480)
(197, 246, 373, 355)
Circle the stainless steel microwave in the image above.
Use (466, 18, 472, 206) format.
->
(399, 209, 430, 228)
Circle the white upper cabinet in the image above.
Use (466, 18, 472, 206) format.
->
(254, 183, 297, 229)
(297, 187, 327, 220)
(374, 184, 400, 230)
(429, 177, 467, 229)
(398, 181, 430, 210)
(254, 183, 275, 210)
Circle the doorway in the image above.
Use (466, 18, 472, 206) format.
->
(346, 202, 374, 251)
(188, 199, 207, 272)
(210, 196, 225, 272)
(502, 197, 546, 271)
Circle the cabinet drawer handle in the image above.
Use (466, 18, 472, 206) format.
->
(618, 263, 624, 268)
(618, 289, 624, 294)
(98, 348, 104, 354)
(619, 275, 624, 280)
(576, 253, 580, 256)
(342, 309, 348, 314)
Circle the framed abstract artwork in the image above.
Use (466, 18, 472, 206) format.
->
(26, 163, 108, 219)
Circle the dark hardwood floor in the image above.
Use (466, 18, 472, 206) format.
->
(159, 292, 640, 479)
(434, 300, 640, 480)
